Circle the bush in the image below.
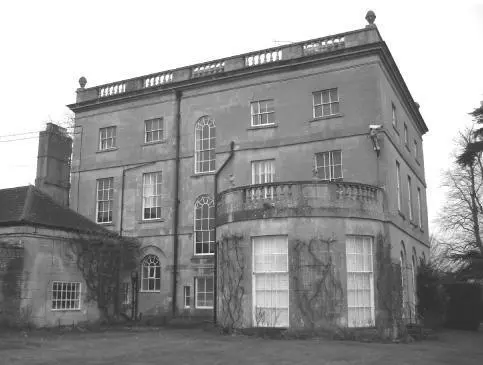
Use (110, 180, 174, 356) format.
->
(444, 283, 482, 331)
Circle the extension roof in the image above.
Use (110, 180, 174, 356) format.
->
(0, 185, 109, 235)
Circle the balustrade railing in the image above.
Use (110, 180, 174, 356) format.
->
(144, 72, 173, 88)
(192, 61, 225, 78)
(303, 35, 345, 55)
(245, 49, 282, 67)
(98, 82, 127, 98)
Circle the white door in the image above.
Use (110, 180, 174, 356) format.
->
(252, 236, 289, 327)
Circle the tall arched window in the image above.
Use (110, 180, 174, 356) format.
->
(411, 247, 418, 320)
(194, 195, 215, 255)
(141, 255, 161, 292)
(195, 116, 216, 173)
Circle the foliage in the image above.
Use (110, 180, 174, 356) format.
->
(291, 236, 344, 329)
(375, 233, 405, 339)
(416, 258, 448, 329)
(217, 233, 246, 332)
(444, 283, 482, 331)
(69, 232, 141, 320)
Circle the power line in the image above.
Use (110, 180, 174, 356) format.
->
(0, 127, 75, 139)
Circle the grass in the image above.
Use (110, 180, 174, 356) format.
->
(1, 326, 482, 365)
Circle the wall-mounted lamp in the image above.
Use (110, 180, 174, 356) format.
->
(369, 124, 383, 157)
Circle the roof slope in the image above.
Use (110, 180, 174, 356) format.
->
(0, 185, 109, 235)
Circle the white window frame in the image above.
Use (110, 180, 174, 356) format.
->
(99, 126, 116, 151)
(313, 88, 339, 118)
(140, 255, 161, 292)
(346, 236, 375, 328)
(51, 281, 81, 311)
(408, 175, 413, 221)
(184, 286, 191, 308)
(252, 235, 289, 328)
(414, 139, 418, 160)
(417, 187, 422, 228)
(314, 150, 343, 181)
(404, 123, 408, 146)
(144, 118, 164, 143)
(250, 99, 275, 127)
(121, 282, 131, 305)
(396, 161, 402, 211)
(195, 277, 214, 309)
(251, 159, 275, 199)
(194, 116, 216, 174)
(400, 242, 409, 319)
(96, 177, 114, 223)
(194, 195, 215, 255)
(142, 172, 162, 220)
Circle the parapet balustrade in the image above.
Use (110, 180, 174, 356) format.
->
(76, 26, 380, 103)
(216, 180, 383, 225)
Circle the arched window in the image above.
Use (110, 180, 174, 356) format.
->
(411, 247, 418, 321)
(195, 116, 216, 173)
(400, 241, 408, 317)
(194, 195, 215, 255)
(141, 255, 161, 292)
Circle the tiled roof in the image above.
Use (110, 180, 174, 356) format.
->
(0, 185, 109, 235)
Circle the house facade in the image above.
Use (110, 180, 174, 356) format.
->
(68, 12, 429, 328)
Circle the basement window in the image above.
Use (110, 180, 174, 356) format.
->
(52, 282, 81, 310)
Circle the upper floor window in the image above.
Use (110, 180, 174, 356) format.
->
(404, 123, 408, 146)
(145, 118, 164, 143)
(195, 117, 216, 173)
(417, 187, 423, 228)
(396, 161, 402, 211)
(143, 172, 162, 220)
(313, 88, 339, 118)
(392, 103, 398, 129)
(194, 195, 215, 255)
(251, 159, 275, 199)
(251, 99, 275, 126)
(315, 150, 342, 181)
(99, 126, 116, 150)
(96, 177, 113, 223)
(414, 139, 419, 160)
(141, 255, 161, 292)
(408, 175, 413, 221)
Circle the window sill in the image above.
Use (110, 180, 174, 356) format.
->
(139, 219, 164, 224)
(398, 210, 406, 220)
(192, 253, 215, 258)
(309, 113, 344, 122)
(191, 172, 216, 178)
(415, 159, 420, 166)
(405, 144, 410, 152)
(392, 125, 399, 135)
(96, 147, 118, 154)
(97, 222, 114, 226)
(142, 139, 167, 147)
(139, 290, 161, 294)
(195, 306, 214, 310)
(51, 309, 81, 312)
(247, 123, 278, 131)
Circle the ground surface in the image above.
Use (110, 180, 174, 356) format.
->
(1, 327, 482, 365)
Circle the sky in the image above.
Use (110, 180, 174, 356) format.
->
(1, 0, 482, 234)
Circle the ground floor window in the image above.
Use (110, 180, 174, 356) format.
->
(252, 236, 289, 327)
(52, 282, 81, 310)
(184, 286, 191, 308)
(141, 255, 161, 292)
(195, 277, 213, 308)
(346, 236, 374, 327)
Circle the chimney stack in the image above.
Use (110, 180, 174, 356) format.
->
(35, 123, 73, 207)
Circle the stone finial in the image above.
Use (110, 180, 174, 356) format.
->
(78, 76, 87, 89)
(365, 10, 376, 27)
(415, 102, 420, 109)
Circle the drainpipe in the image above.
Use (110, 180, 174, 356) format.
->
(213, 141, 235, 324)
(172, 90, 182, 317)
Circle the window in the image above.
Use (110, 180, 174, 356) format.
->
(99, 126, 116, 150)
(194, 116, 216, 173)
(52, 282, 81, 310)
(313, 88, 339, 118)
(408, 175, 413, 221)
(346, 236, 374, 327)
(413, 140, 418, 160)
(392, 103, 398, 129)
(142, 172, 162, 220)
(251, 99, 275, 126)
(404, 123, 408, 146)
(315, 150, 342, 181)
(194, 195, 215, 255)
(122, 282, 130, 305)
(400, 242, 409, 319)
(145, 118, 164, 143)
(251, 160, 275, 199)
(141, 255, 161, 292)
(195, 277, 213, 308)
(253, 236, 289, 327)
(96, 178, 114, 223)
(411, 248, 418, 319)
(396, 162, 402, 211)
(417, 187, 422, 228)
(184, 286, 191, 308)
